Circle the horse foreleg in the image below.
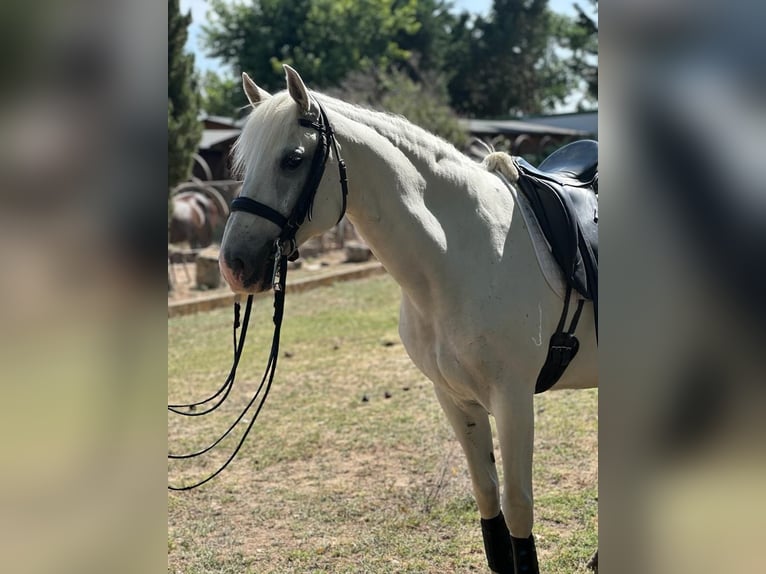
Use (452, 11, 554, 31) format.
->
(494, 387, 539, 574)
(433, 387, 513, 573)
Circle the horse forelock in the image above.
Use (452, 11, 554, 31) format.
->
(231, 93, 302, 180)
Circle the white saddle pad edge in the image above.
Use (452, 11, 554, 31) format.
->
(494, 170, 570, 301)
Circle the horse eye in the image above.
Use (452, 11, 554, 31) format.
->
(281, 149, 304, 170)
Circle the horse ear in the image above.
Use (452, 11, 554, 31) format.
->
(284, 65, 311, 113)
(242, 72, 270, 107)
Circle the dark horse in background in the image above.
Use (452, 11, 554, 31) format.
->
(169, 183, 230, 248)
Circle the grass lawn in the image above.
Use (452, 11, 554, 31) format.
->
(168, 274, 597, 573)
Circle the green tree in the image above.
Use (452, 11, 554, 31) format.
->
(381, 70, 467, 147)
(200, 0, 586, 125)
(332, 66, 467, 147)
(203, 0, 420, 91)
(561, 0, 597, 108)
(393, 0, 460, 81)
(448, 0, 572, 117)
(168, 0, 202, 189)
(200, 70, 247, 118)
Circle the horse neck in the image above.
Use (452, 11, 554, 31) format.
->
(322, 100, 500, 308)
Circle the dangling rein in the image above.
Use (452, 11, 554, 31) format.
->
(167, 256, 288, 491)
(168, 98, 347, 490)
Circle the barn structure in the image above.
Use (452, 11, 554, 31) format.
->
(461, 110, 597, 163)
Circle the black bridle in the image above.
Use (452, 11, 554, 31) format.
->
(230, 100, 348, 269)
(168, 98, 348, 490)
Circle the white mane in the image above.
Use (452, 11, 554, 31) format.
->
(314, 94, 471, 167)
(232, 90, 478, 180)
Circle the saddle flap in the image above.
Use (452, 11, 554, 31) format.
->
(518, 176, 578, 278)
(515, 175, 597, 298)
(513, 141, 598, 301)
(484, 140, 600, 393)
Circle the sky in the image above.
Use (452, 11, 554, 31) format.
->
(179, 0, 596, 110)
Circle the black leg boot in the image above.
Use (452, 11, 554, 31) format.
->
(587, 549, 598, 572)
(511, 533, 539, 574)
(480, 512, 514, 573)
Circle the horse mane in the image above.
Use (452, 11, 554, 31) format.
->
(232, 90, 477, 180)
(313, 93, 472, 168)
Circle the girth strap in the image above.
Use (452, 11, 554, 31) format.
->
(535, 285, 585, 394)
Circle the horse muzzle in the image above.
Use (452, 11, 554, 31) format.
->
(219, 243, 275, 293)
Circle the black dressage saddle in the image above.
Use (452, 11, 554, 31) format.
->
(512, 140, 598, 393)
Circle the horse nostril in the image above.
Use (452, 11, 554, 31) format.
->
(229, 256, 245, 275)
(223, 247, 250, 279)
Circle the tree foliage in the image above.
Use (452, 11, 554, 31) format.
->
(201, 70, 247, 118)
(447, 0, 573, 117)
(561, 0, 598, 108)
(392, 0, 459, 81)
(331, 66, 467, 147)
(168, 0, 202, 189)
(203, 0, 420, 92)
(199, 0, 597, 123)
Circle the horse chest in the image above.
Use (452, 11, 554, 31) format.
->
(436, 336, 497, 405)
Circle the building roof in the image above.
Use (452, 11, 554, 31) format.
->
(460, 118, 590, 137)
(460, 111, 597, 138)
(197, 111, 597, 151)
(199, 129, 241, 150)
(202, 115, 247, 130)
(523, 111, 597, 136)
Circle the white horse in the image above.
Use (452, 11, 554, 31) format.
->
(219, 65, 597, 574)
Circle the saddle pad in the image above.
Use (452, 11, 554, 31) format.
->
(492, 168, 568, 301)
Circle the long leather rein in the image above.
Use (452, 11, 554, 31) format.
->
(168, 98, 348, 490)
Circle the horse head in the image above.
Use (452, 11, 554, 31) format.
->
(219, 66, 346, 293)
